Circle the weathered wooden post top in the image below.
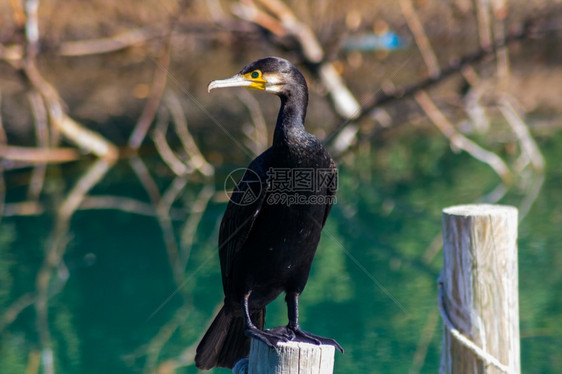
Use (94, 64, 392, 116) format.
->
(233, 339, 335, 374)
(440, 204, 520, 374)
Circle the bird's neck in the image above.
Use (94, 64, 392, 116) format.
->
(273, 91, 308, 147)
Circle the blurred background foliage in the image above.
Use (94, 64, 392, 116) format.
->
(0, 0, 561, 373)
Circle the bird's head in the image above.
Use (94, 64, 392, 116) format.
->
(208, 57, 307, 98)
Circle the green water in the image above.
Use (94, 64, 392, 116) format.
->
(0, 130, 560, 373)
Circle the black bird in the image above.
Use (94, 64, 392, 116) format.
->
(195, 57, 342, 370)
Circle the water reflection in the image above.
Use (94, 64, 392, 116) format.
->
(1, 128, 560, 373)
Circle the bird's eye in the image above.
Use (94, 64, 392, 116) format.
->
(251, 71, 260, 79)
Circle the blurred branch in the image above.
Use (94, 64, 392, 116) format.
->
(59, 27, 164, 56)
(475, 0, 493, 50)
(128, 33, 172, 149)
(233, 0, 361, 120)
(158, 176, 189, 285)
(461, 66, 490, 132)
(79, 195, 188, 220)
(179, 184, 215, 270)
(409, 309, 440, 374)
(164, 91, 215, 176)
(34, 156, 114, 374)
(2, 201, 44, 216)
(0, 92, 6, 224)
(59, 158, 116, 228)
(27, 90, 49, 201)
(517, 173, 544, 221)
(0, 145, 81, 163)
(492, 0, 510, 89)
(0, 92, 6, 146)
(166, 302, 224, 370)
(414, 90, 513, 184)
(22, 46, 118, 160)
(24, 0, 39, 57)
(238, 90, 269, 154)
(421, 180, 509, 265)
(399, 0, 440, 78)
(143, 305, 193, 372)
(152, 108, 195, 176)
(9, 0, 26, 27)
(498, 95, 545, 173)
(326, 21, 534, 149)
(0, 292, 35, 334)
(130, 157, 186, 286)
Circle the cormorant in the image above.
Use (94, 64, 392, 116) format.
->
(195, 57, 342, 370)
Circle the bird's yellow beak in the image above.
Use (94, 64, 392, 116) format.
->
(208, 72, 267, 93)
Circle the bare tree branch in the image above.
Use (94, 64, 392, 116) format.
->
(499, 95, 545, 172)
(59, 27, 164, 56)
(326, 21, 533, 149)
(475, 0, 493, 50)
(238, 89, 269, 154)
(152, 108, 194, 176)
(179, 184, 215, 271)
(0, 292, 35, 334)
(233, 0, 361, 120)
(415, 90, 513, 184)
(0, 145, 81, 163)
(27, 90, 48, 201)
(165, 91, 215, 176)
(128, 34, 172, 149)
(79, 195, 187, 220)
(158, 176, 189, 285)
(400, 0, 440, 78)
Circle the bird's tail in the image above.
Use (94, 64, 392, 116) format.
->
(195, 305, 265, 370)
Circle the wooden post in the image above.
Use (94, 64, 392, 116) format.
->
(440, 204, 520, 374)
(233, 339, 335, 374)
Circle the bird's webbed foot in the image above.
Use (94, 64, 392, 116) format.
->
(287, 324, 344, 353)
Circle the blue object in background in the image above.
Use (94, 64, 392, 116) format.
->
(343, 31, 408, 51)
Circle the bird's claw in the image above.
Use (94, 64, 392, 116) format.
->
(289, 327, 344, 353)
(244, 326, 289, 348)
(245, 326, 343, 353)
